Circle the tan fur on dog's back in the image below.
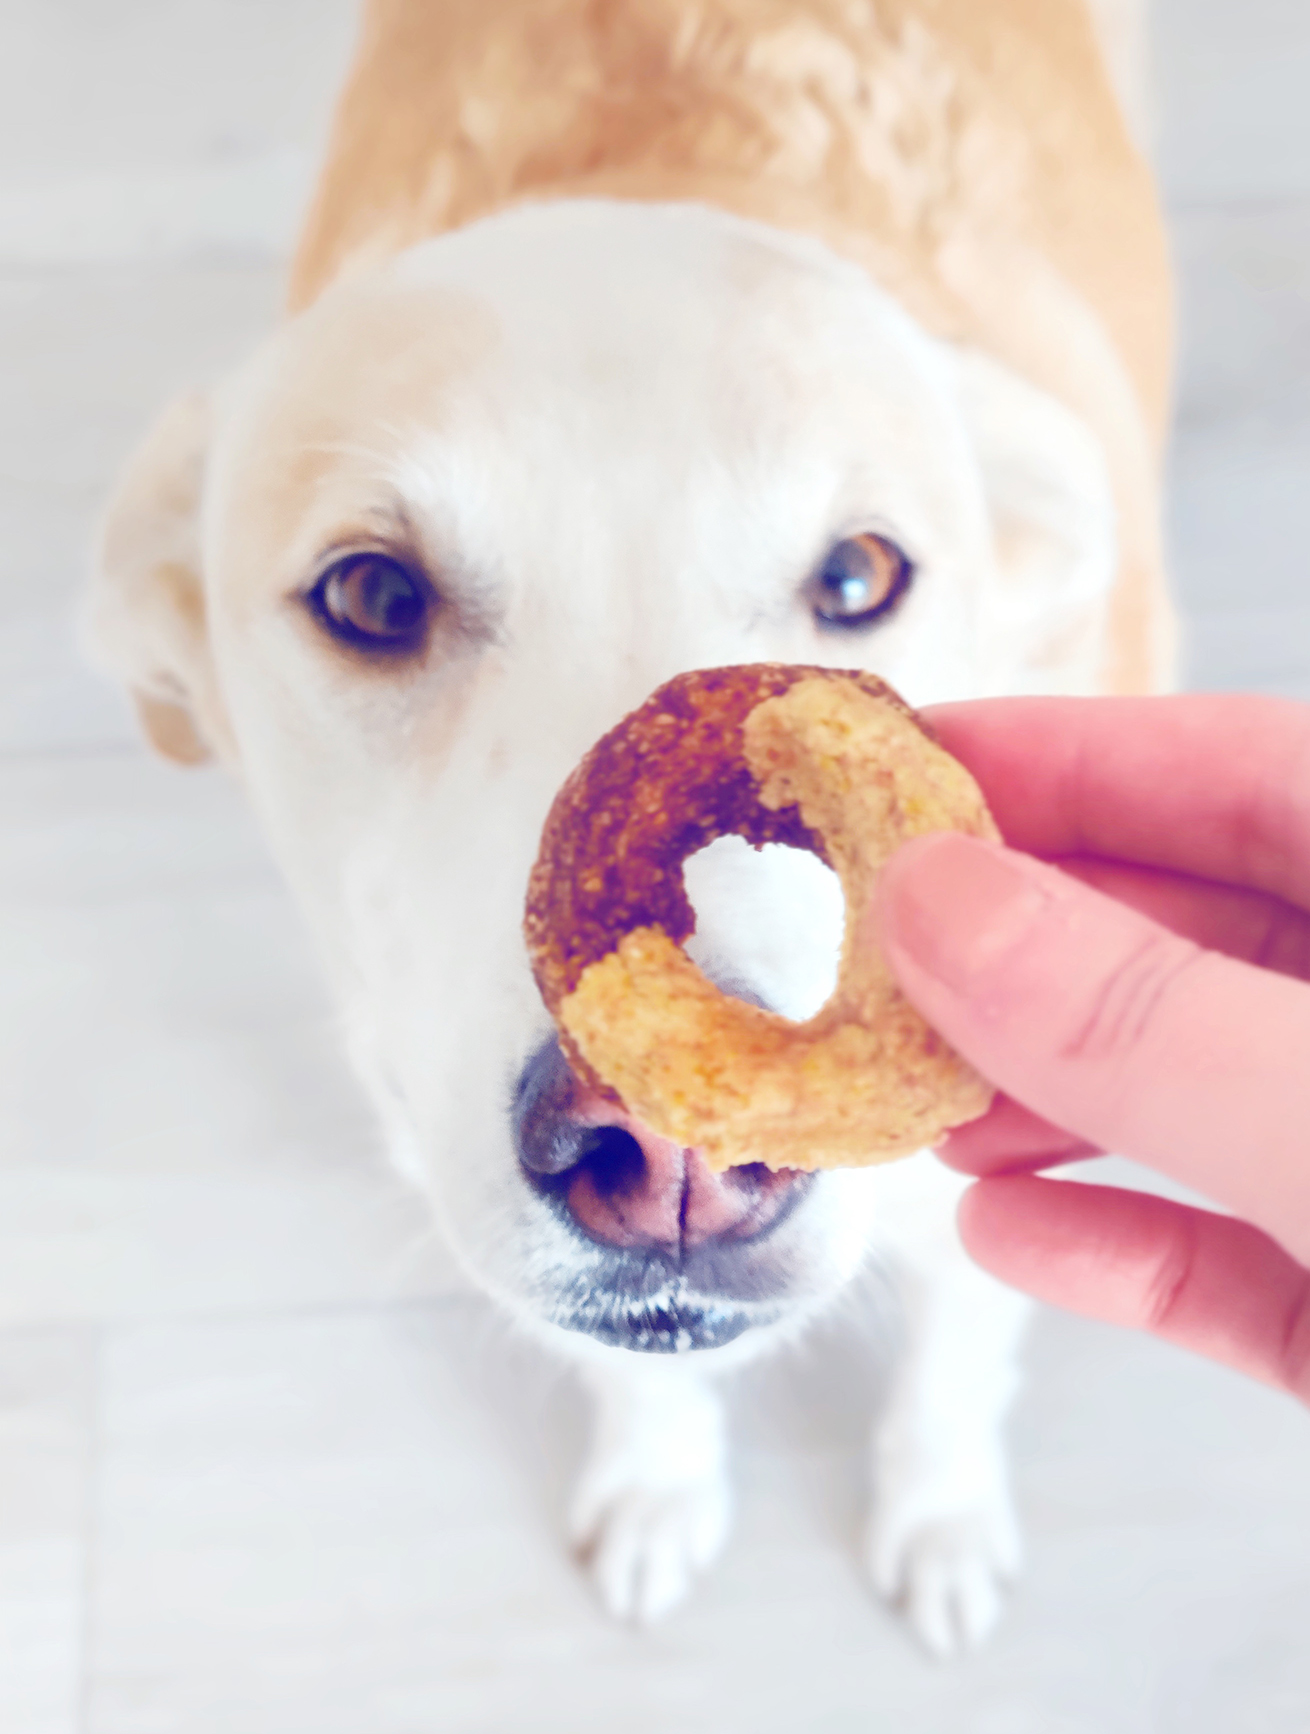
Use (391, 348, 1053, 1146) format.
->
(292, 0, 1166, 417)
(289, 0, 1172, 695)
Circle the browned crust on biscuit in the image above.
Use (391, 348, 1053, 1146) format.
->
(524, 664, 914, 1011)
(524, 664, 924, 1103)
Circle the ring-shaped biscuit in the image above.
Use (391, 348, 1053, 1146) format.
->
(524, 664, 997, 1171)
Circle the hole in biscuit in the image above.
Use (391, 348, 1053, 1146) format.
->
(681, 836, 844, 1023)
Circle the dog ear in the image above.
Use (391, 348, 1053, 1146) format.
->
(950, 348, 1119, 695)
(82, 390, 229, 765)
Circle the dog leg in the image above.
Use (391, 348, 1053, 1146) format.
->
(866, 1224, 1031, 1657)
(570, 1356, 731, 1625)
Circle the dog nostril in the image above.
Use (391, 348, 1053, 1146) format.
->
(517, 1107, 604, 1177)
(573, 1126, 645, 1198)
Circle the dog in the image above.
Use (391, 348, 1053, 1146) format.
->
(83, 0, 1172, 1656)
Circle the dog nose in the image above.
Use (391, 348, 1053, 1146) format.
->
(514, 1038, 805, 1253)
(562, 1098, 794, 1252)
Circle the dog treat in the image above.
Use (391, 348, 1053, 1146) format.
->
(524, 664, 997, 1171)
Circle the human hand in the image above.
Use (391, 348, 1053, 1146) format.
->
(873, 694, 1310, 1398)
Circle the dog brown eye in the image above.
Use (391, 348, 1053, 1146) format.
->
(809, 533, 913, 630)
(312, 554, 429, 649)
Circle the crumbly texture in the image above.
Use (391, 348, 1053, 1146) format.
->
(524, 664, 998, 1171)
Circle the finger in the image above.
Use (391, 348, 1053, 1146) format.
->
(958, 1176, 1310, 1400)
(941, 859, 1310, 1178)
(922, 695, 1310, 911)
(874, 832, 1310, 1263)
(937, 1095, 1098, 1174)
(1054, 858, 1310, 983)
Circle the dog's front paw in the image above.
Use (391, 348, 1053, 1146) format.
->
(867, 1474, 1021, 1658)
(571, 1363, 731, 1624)
(569, 1457, 732, 1624)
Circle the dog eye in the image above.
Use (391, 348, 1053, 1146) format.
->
(808, 533, 913, 630)
(310, 554, 430, 650)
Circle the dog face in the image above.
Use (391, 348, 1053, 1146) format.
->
(87, 201, 1116, 1355)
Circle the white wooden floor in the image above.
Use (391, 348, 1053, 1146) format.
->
(3, 3, 1310, 1729)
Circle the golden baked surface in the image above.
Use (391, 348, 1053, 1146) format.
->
(524, 664, 997, 1171)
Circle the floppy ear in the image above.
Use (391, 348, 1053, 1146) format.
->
(950, 348, 1119, 696)
(82, 390, 228, 765)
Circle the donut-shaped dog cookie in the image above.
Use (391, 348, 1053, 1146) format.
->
(524, 665, 997, 1172)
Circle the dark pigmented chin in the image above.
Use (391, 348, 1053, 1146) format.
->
(553, 1281, 773, 1353)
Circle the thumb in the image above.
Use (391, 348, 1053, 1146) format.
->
(874, 833, 1310, 1264)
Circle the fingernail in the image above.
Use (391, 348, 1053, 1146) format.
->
(879, 833, 1057, 994)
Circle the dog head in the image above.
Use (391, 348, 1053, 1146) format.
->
(85, 202, 1115, 1356)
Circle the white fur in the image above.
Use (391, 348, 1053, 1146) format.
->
(85, 199, 1121, 1653)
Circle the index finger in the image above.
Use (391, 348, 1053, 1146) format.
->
(923, 695, 1310, 911)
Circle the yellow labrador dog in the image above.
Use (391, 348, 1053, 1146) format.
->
(85, 0, 1172, 1655)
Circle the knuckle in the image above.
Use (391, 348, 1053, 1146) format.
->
(1058, 931, 1204, 1066)
(1142, 1213, 1200, 1336)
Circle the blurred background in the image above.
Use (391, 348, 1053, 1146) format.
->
(2, 3, 1309, 1730)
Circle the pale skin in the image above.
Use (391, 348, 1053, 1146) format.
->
(872, 694, 1310, 1400)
